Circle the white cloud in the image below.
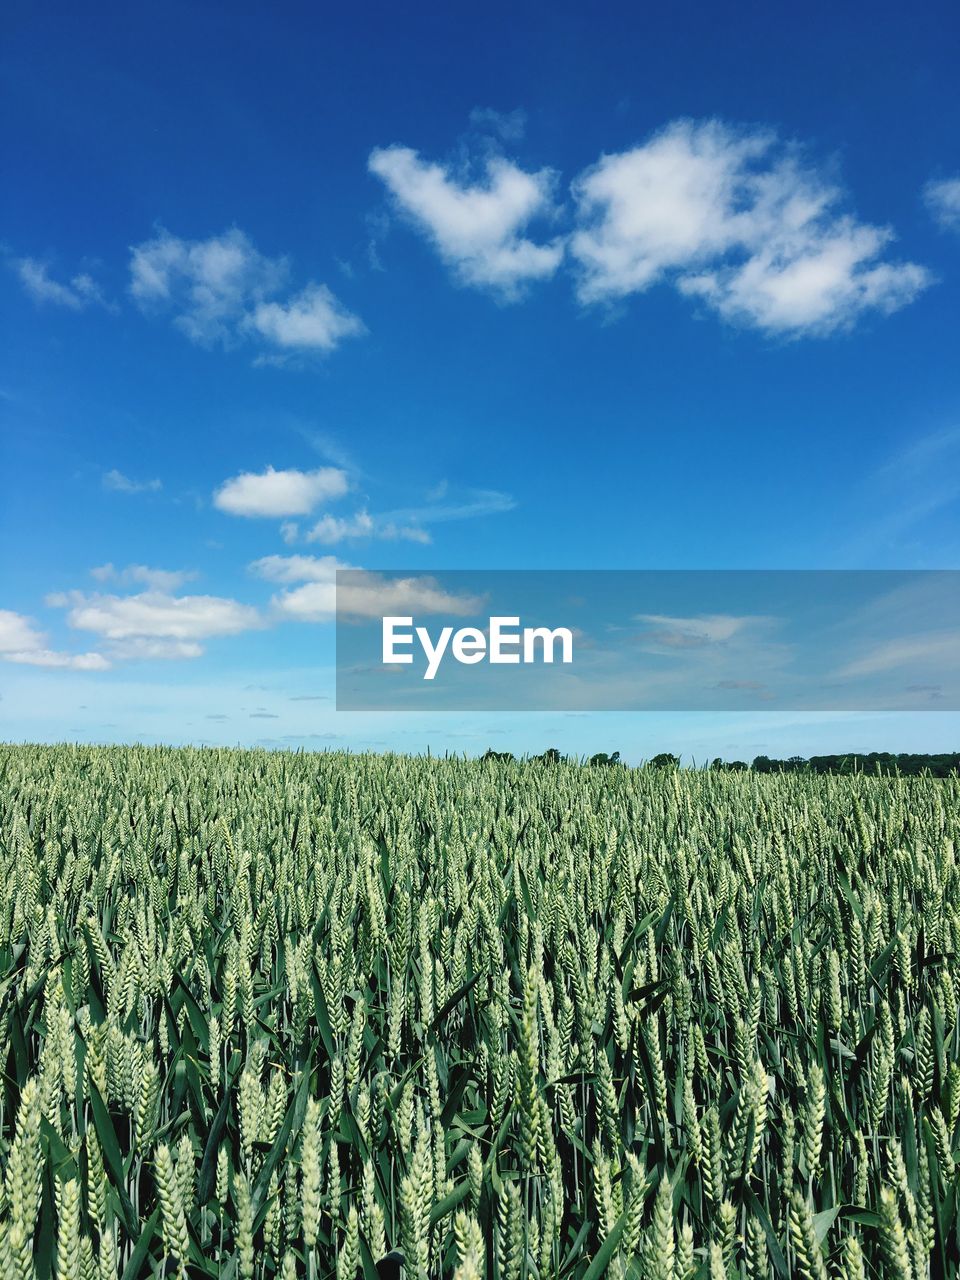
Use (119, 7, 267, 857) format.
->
(91, 563, 197, 591)
(0, 610, 45, 652)
(213, 465, 349, 518)
(270, 582, 347, 624)
(3, 648, 110, 670)
(129, 228, 286, 343)
(571, 119, 930, 334)
(0, 609, 109, 671)
(305, 509, 431, 545)
(923, 177, 960, 232)
(247, 283, 366, 352)
(680, 225, 928, 334)
(103, 469, 162, 494)
(129, 227, 364, 357)
(257, 555, 345, 623)
(16, 259, 109, 310)
(49, 590, 261, 658)
(572, 123, 764, 298)
(368, 145, 563, 295)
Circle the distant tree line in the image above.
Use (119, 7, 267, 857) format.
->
(480, 748, 960, 776)
(481, 748, 624, 767)
(480, 749, 677, 769)
(737, 752, 960, 777)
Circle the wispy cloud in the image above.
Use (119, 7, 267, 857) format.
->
(844, 425, 960, 562)
(301, 429, 360, 474)
(374, 488, 516, 527)
(468, 107, 528, 143)
(572, 119, 930, 335)
(923, 176, 960, 232)
(304, 510, 431, 545)
(15, 258, 110, 310)
(129, 227, 364, 358)
(287, 485, 514, 545)
(90, 563, 197, 592)
(368, 146, 564, 296)
(835, 631, 960, 679)
(0, 609, 109, 670)
(102, 469, 162, 494)
(213, 465, 349, 518)
(634, 613, 767, 647)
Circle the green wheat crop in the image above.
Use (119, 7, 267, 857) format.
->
(0, 743, 958, 1277)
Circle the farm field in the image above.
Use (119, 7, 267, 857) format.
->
(1, 743, 958, 1278)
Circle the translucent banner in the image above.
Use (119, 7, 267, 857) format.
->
(335, 569, 960, 711)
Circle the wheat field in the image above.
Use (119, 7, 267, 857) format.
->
(1, 743, 958, 1278)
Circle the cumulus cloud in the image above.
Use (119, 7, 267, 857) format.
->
(368, 145, 563, 295)
(213, 465, 350, 518)
(91, 563, 197, 592)
(249, 553, 349, 585)
(102, 469, 162, 494)
(16, 259, 109, 310)
(268, 588, 337, 623)
(252, 554, 345, 622)
(276, 574, 484, 624)
(336, 574, 485, 622)
(0, 611, 44, 652)
(0, 609, 109, 670)
(923, 177, 960, 232)
(571, 119, 930, 334)
(246, 283, 366, 352)
(129, 227, 364, 357)
(2, 649, 109, 670)
(48, 590, 261, 659)
(250, 557, 482, 624)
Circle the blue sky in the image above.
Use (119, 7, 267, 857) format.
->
(2, 0, 959, 760)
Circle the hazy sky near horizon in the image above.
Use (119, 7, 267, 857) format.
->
(2, 0, 959, 760)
